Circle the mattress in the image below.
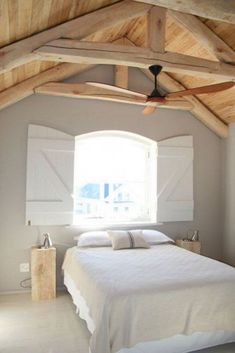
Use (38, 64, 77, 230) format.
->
(62, 245, 235, 353)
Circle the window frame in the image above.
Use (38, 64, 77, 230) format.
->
(73, 130, 157, 227)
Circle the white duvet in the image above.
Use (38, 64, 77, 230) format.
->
(62, 244, 235, 353)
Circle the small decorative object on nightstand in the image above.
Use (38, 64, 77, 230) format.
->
(31, 246, 56, 301)
(41, 232, 53, 249)
(176, 239, 201, 254)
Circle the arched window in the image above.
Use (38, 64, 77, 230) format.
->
(74, 131, 157, 225)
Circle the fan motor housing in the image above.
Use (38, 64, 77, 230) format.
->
(149, 65, 163, 76)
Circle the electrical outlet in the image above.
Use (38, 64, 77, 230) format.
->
(20, 263, 30, 273)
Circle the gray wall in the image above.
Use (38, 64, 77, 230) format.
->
(0, 67, 224, 292)
(223, 123, 235, 266)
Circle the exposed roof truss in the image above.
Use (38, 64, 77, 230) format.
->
(0, 0, 235, 138)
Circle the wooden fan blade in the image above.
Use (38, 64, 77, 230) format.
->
(35, 83, 193, 111)
(147, 96, 167, 103)
(36, 82, 147, 105)
(86, 82, 146, 98)
(142, 104, 157, 115)
(166, 81, 235, 99)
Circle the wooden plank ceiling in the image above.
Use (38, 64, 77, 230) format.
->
(0, 0, 235, 134)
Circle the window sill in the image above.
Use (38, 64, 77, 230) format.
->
(67, 221, 163, 231)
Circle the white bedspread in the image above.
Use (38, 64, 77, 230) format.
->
(62, 245, 235, 353)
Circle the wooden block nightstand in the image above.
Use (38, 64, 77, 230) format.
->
(31, 247, 56, 301)
(176, 239, 201, 254)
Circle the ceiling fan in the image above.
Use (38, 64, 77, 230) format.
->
(87, 65, 235, 115)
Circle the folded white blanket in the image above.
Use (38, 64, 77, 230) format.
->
(62, 245, 235, 353)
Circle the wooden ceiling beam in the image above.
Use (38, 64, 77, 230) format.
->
(0, 1, 151, 75)
(114, 38, 129, 89)
(0, 63, 95, 111)
(169, 10, 235, 63)
(147, 6, 167, 53)
(115, 66, 129, 88)
(35, 82, 193, 111)
(0, 38, 125, 111)
(134, 0, 235, 24)
(35, 39, 235, 80)
(141, 68, 228, 138)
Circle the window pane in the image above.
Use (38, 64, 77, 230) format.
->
(76, 137, 146, 182)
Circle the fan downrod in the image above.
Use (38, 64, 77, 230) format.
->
(148, 65, 163, 98)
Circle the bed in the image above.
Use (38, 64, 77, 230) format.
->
(62, 231, 235, 353)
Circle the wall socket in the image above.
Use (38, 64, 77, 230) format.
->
(20, 263, 30, 273)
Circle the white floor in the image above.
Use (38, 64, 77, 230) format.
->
(0, 292, 235, 353)
(0, 292, 90, 353)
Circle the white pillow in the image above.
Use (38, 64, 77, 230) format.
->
(74, 229, 174, 248)
(135, 229, 175, 245)
(108, 230, 150, 250)
(75, 231, 111, 247)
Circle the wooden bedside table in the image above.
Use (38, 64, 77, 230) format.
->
(176, 239, 201, 254)
(31, 246, 56, 301)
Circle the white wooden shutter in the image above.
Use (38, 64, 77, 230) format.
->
(157, 136, 194, 222)
(26, 125, 75, 225)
